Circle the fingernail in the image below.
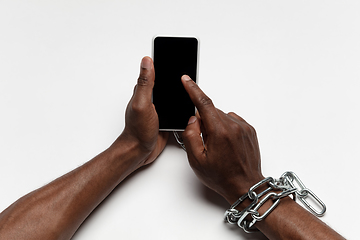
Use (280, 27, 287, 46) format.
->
(188, 116, 197, 125)
(141, 57, 151, 69)
(182, 75, 192, 81)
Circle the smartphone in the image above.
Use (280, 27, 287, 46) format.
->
(152, 36, 199, 131)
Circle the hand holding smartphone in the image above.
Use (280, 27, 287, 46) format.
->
(152, 36, 199, 131)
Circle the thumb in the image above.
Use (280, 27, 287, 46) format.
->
(132, 56, 155, 107)
(182, 116, 206, 162)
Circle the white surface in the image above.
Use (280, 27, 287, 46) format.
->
(0, 1, 359, 239)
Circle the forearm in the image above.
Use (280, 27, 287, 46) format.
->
(256, 197, 345, 240)
(226, 187, 344, 240)
(0, 137, 145, 240)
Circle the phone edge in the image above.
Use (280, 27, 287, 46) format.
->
(152, 35, 200, 132)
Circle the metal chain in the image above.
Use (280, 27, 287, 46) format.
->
(224, 171, 326, 233)
(173, 132, 327, 232)
(173, 131, 186, 151)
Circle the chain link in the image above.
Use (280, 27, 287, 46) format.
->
(173, 131, 186, 151)
(224, 171, 326, 233)
(173, 131, 327, 231)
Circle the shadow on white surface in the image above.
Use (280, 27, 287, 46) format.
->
(73, 135, 268, 240)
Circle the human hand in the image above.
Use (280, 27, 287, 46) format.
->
(114, 57, 168, 170)
(181, 75, 264, 204)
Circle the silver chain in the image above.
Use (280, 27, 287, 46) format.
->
(173, 131, 186, 151)
(173, 133, 326, 232)
(224, 171, 326, 233)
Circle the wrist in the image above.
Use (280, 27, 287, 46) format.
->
(108, 134, 151, 173)
(223, 175, 266, 206)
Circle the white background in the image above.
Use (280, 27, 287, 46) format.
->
(1, 1, 359, 239)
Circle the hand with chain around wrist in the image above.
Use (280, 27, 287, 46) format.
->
(181, 77, 264, 206)
(180, 75, 344, 240)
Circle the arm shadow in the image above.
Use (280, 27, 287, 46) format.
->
(169, 133, 269, 240)
(73, 133, 268, 240)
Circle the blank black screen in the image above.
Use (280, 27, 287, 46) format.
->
(153, 36, 198, 130)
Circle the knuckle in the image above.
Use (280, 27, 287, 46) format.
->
(182, 129, 192, 140)
(137, 75, 149, 87)
(240, 123, 257, 138)
(183, 128, 199, 142)
(130, 101, 146, 114)
(198, 95, 213, 107)
(242, 124, 252, 133)
(228, 111, 246, 123)
(247, 123, 257, 135)
(229, 120, 242, 132)
(226, 121, 256, 139)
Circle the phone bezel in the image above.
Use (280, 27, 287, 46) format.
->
(152, 35, 200, 131)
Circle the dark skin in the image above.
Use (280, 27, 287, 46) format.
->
(0, 57, 344, 239)
(0, 57, 168, 240)
(180, 75, 345, 240)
